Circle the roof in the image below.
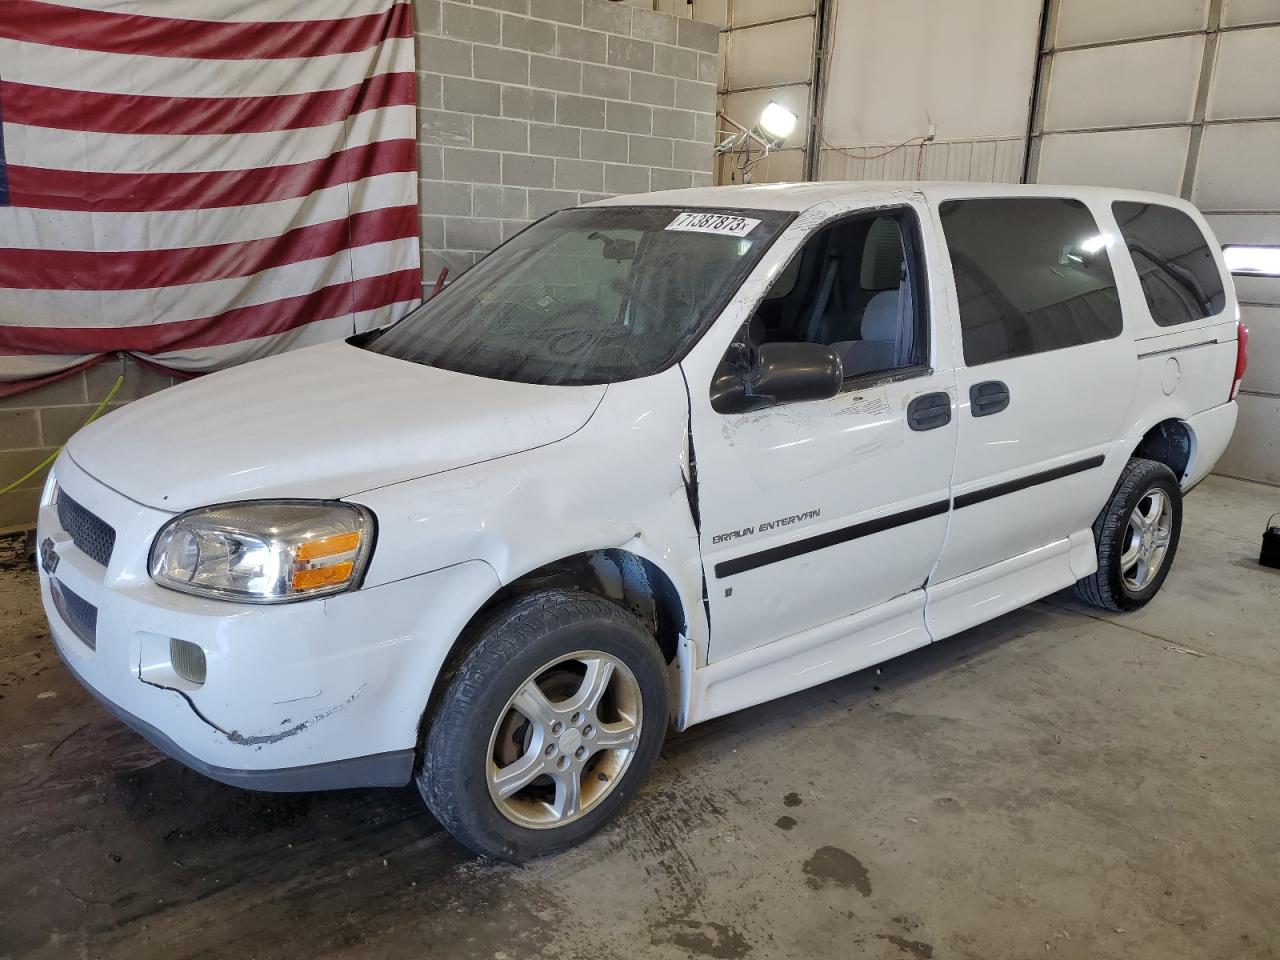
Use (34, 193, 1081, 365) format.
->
(585, 180, 1194, 214)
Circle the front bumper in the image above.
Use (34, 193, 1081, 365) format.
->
(39, 454, 501, 791)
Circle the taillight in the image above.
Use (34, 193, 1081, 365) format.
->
(1230, 322, 1249, 401)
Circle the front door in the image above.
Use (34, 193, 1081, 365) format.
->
(685, 199, 960, 664)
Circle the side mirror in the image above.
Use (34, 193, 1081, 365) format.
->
(711, 341, 844, 414)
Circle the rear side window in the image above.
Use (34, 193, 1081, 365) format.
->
(1112, 201, 1226, 326)
(939, 198, 1123, 366)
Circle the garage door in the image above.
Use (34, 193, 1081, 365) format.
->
(715, 0, 819, 184)
(1027, 0, 1280, 483)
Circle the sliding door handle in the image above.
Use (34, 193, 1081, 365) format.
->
(970, 380, 1010, 417)
(907, 392, 952, 431)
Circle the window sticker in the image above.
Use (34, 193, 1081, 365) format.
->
(666, 212, 761, 237)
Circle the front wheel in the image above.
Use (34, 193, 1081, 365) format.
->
(1075, 457, 1182, 612)
(418, 590, 669, 861)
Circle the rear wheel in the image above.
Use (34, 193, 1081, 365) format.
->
(418, 590, 668, 861)
(1075, 458, 1182, 612)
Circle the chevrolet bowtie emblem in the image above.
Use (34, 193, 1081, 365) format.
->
(40, 537, 60, 576)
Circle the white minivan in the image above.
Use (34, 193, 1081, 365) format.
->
(38, 182, 1245, 861)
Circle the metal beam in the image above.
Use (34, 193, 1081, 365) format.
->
(1022, 0, 1059, 183)
(1181, 0, 1226, 199)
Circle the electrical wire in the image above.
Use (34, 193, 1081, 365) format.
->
(822, 133, 930, 161)
(0, 373, 125, 497)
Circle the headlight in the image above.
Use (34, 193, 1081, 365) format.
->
(149, 501, 374, 603)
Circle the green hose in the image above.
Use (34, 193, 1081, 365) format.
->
(0, 374, 125, 497)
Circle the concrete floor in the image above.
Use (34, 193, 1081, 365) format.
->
(1, 474, 1277, 960)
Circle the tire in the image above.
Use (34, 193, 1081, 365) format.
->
(1074, 457, 1183, 612)
(418, 589, 669, 862)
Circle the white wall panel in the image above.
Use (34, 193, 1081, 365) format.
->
(818, 137, 1024, 183)
(731, 0, 814, 26)
(1193, 121, 1280, 210)
(1055, 0, 1208, 46)
(1044, 36, 1204, 130)
(1206, 213, 1280, 245)
(725, 17, 813, 88)
(1230, 272, 1280, 306)
(1217, 393, 1280, 483)
(1036, 128, 1191, 191)
(1238, 304, 1280, 394)
(1207, 26, 1280, 119)
(1221, 0, 1280, 26)
(821, 0, 1040, 146)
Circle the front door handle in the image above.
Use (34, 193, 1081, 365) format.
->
(907, 392, 952, 431)
(970, 380, 1010, 417)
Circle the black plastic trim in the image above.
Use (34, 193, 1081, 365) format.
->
(713, 454, 1107, 578)
(714, 499, 950, 578)
(53, 643, 414, 792)
(953, 455, 1105, 510)
(51, 579, 97, 650)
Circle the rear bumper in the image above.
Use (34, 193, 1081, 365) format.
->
(1184, 401, 1238, 490)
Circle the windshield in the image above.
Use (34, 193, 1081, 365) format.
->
(365, 206, 792, 385)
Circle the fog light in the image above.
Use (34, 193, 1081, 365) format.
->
(170, 638, 207, 685)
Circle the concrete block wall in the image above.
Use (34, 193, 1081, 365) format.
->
(414, 0, 721, 278)
(0, 359, 178, 529)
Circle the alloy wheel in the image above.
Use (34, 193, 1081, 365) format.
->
(1120, 487, 1173, 593)
(485, 651, 642, 829)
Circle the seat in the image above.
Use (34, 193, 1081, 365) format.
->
(833, 289, 900, 377)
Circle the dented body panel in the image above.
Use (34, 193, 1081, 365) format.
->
(38, 181, 1241, 789)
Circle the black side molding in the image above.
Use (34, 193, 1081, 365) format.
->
(713, 454, 1107, 578)
(714, 499, 950, 578)
(953, 454, 1105, 510)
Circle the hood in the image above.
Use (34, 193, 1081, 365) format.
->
(68, 342, 605, 511)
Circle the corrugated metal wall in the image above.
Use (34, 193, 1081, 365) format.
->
(818, 137, 1026, 183)
(1026, 0, 1280, 484)
(815, 0, 1042, 183)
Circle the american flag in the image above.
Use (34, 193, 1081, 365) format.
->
(0, 0, 421, 396)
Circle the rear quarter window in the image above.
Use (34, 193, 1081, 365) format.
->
(1112, 201, 1226, 326)
(939, 197, 1123, 367)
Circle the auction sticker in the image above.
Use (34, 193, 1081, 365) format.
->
(666, 212, 761, 237)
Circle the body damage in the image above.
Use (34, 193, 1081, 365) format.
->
(354, 364, 710, 726)
(141, 667, 367, 748)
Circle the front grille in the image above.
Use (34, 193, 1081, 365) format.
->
(57, 492, 116, 568)
(52, 579, 98, 649)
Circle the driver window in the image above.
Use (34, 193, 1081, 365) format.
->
(748, 211, 926, 380)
